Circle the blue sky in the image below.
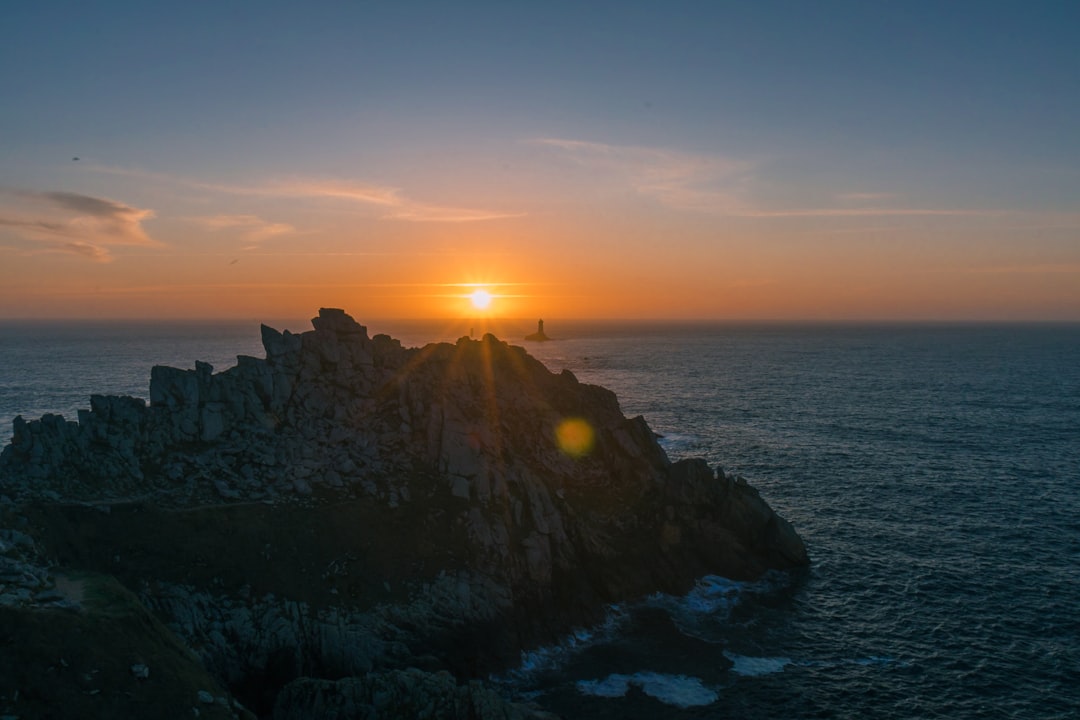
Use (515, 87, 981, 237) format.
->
(2, 1, 1078, 319)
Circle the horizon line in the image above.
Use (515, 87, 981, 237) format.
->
(1, 315, 1077, 326)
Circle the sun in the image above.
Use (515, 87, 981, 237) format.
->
(469, 289, 493, 310)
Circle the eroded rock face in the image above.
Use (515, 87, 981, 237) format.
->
(0, 308, 808, 717)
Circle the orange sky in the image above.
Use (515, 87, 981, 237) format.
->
(1, 194, 1076, 321)
(2, 5, 1079, 322)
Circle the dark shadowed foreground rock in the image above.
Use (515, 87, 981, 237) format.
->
(0, 308, 807, 718)
(273, 669, 555, 720)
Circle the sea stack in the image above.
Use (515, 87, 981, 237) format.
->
(525, 318, 552, 341)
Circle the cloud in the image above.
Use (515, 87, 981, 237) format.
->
(84, 165, 520, 223)
(194, 214, 295, 244)
(264, 179, 403, 206)
(268, 179, 524, 222)
(835, 192, 898, 203)
(0, 189, 159, 262)
(531, 137, 754, 212)
(728, 207, 1002, 218)
(56, 241, 112, 262)
(262, 180, 524, 222)
(533, 139, 1021, 221)
(958, 263, 1080, 275)
(382, 205, 527, 223)
(0, 218, 68, 234)
(39, 191, 156, 244)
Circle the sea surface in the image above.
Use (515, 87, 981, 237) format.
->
(2, 318, 1078, 719)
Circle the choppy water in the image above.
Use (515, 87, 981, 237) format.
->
(526, 322, 1080, 719)
(2, 319, 1078, 719)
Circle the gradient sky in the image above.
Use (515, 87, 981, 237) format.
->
(2, 1, 1079, 320)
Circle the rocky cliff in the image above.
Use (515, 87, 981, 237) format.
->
(0, 308, 807, 719)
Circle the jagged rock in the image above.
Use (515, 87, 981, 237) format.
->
(0, 307, 808, 718)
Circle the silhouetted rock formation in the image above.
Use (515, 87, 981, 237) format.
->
(0, 307, 807, 718)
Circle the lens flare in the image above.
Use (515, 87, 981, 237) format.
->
(556, 417, 595, 459)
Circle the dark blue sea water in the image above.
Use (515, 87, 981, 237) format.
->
(2, 319, 1078, 719)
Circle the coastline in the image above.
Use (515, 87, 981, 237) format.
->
(0, 308, 807, 718)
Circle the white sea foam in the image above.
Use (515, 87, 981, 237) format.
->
(651, 571, 792, 621)
(645, 572, 791, 642)
(724, 651, 793, 676)
(576, 672, 720, 707)
(683, 574, 750, 614)
(498, 604, 629, 683)
(646, 574, 747, 624)
(576, 674, 631, 698)
(656, 432, 700, 453)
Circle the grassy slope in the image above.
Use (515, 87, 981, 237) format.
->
(0, 571, 249, 719)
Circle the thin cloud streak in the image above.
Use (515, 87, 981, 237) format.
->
(729, 207, 1006, 218)
(84, 164, 521, 223)
(86, 165, 402, 206)
(957, 264, 1080, 275)
(261, 179, 403, 206)
(532, 137, 754, 212)
(533, 139, 1025, 221)
(23, 281, 549, 296)
(383, 205, 527, 222)
(835, 192, 898, 203)
(55, 241, 112, 262)
(194, 214, 296, 244)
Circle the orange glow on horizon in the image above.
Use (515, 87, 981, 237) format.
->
(1, 212, 1077, 322)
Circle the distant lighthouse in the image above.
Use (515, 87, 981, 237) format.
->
(525, 318, 551, 341)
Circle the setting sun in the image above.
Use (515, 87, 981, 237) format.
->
(470, 289, 493, 310)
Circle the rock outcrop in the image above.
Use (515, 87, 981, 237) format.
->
(0, 308, 807, 718)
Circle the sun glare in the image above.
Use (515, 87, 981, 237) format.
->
(470, 289, 493, 310)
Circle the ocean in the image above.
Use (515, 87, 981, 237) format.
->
(2, 319, 1078, 719)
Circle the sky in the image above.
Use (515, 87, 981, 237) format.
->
(1, 1, 1079, 321)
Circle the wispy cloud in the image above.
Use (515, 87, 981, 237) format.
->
(194, 214, 295, 246)
(383, 204, 527, 223)
(727, 207, 1004, 218)
(0, 189, 159, 262)
(532, 137, 754, 212)
(263, 179, 402, 206)
(533, 139, 1028, 221)
(56, 241, 113, 262)
(958, 263, 1080, 275)
(32, 191, 156, 244)
(84, 165, 521, 223)
(264, 179, 524, 222)
(835, 192, 898, 203)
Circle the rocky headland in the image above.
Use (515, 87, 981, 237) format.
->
(0, 308, 807, 719)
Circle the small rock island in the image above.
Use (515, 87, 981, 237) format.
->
(524, 318, 551, 342)
(0, 308, 807, 719)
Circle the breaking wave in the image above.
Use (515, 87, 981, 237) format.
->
(576, 672, 719, 707)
